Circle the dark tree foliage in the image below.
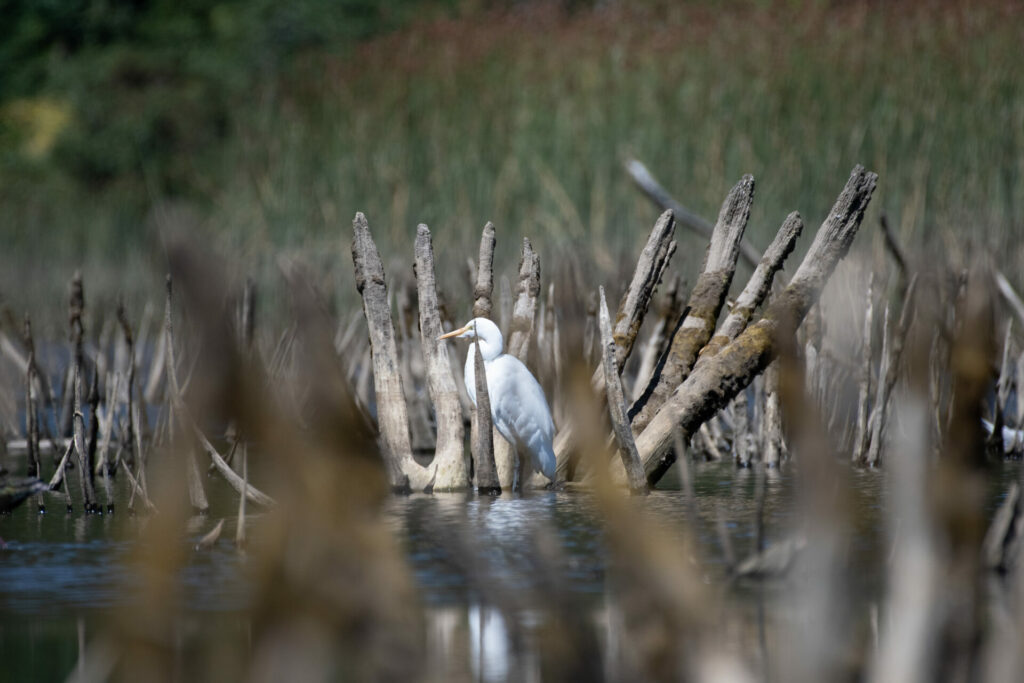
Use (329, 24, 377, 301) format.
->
(0, 0, 455, 193)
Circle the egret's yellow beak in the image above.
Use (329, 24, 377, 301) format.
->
(438, 324, 471, 341)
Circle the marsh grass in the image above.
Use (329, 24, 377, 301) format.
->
(1, 1, 1022, 327)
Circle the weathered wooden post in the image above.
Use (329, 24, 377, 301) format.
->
(474, 222, 496, 319)
(351, 212, 435, 492)
(473, 329, 500, 494)
(23, 315, 40, 480)
(414, 224, 468, 491)
(69, 273, 98, 512)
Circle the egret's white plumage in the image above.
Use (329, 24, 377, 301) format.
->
(439, 317, 556, 481)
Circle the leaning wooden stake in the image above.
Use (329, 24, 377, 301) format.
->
(619, 165, 877, 486)
(552, 210, 677, 479)
(697, 211, 803, 361)
(472, 330, 500, 494)
(633, 273, 684, 401)
(629, 175, 755, 436)
(351, 212, 434, 491)
(415, 224, 468, 491)
(598, 287, 647, 494)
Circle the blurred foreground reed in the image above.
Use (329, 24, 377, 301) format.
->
(1, 164, 1023, 681)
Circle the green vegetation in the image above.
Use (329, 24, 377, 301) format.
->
(1, 1, 1022, 330)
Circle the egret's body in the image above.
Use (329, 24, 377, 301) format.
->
(439, 318, 556, 481)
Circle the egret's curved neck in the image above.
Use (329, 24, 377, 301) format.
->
(471, 327, 503, 362)
(474, 334, 503, 361)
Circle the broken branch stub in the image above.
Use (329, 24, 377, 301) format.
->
(506, 238, 541, 362)
(611, 210, 678, 371)
(414, 224, 468, 491)
(621, 165, 877, 486)
(473, 222, 497, 320)
(629, 175, 756, 435)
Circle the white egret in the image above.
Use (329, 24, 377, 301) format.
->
(438, 317, 556, 482)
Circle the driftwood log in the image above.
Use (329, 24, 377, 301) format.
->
(615, 165, 877, 486)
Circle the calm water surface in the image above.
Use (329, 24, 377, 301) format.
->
(0, 457, 1018, 680)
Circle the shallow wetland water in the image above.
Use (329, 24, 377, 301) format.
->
(0, 457, 1018, 680)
